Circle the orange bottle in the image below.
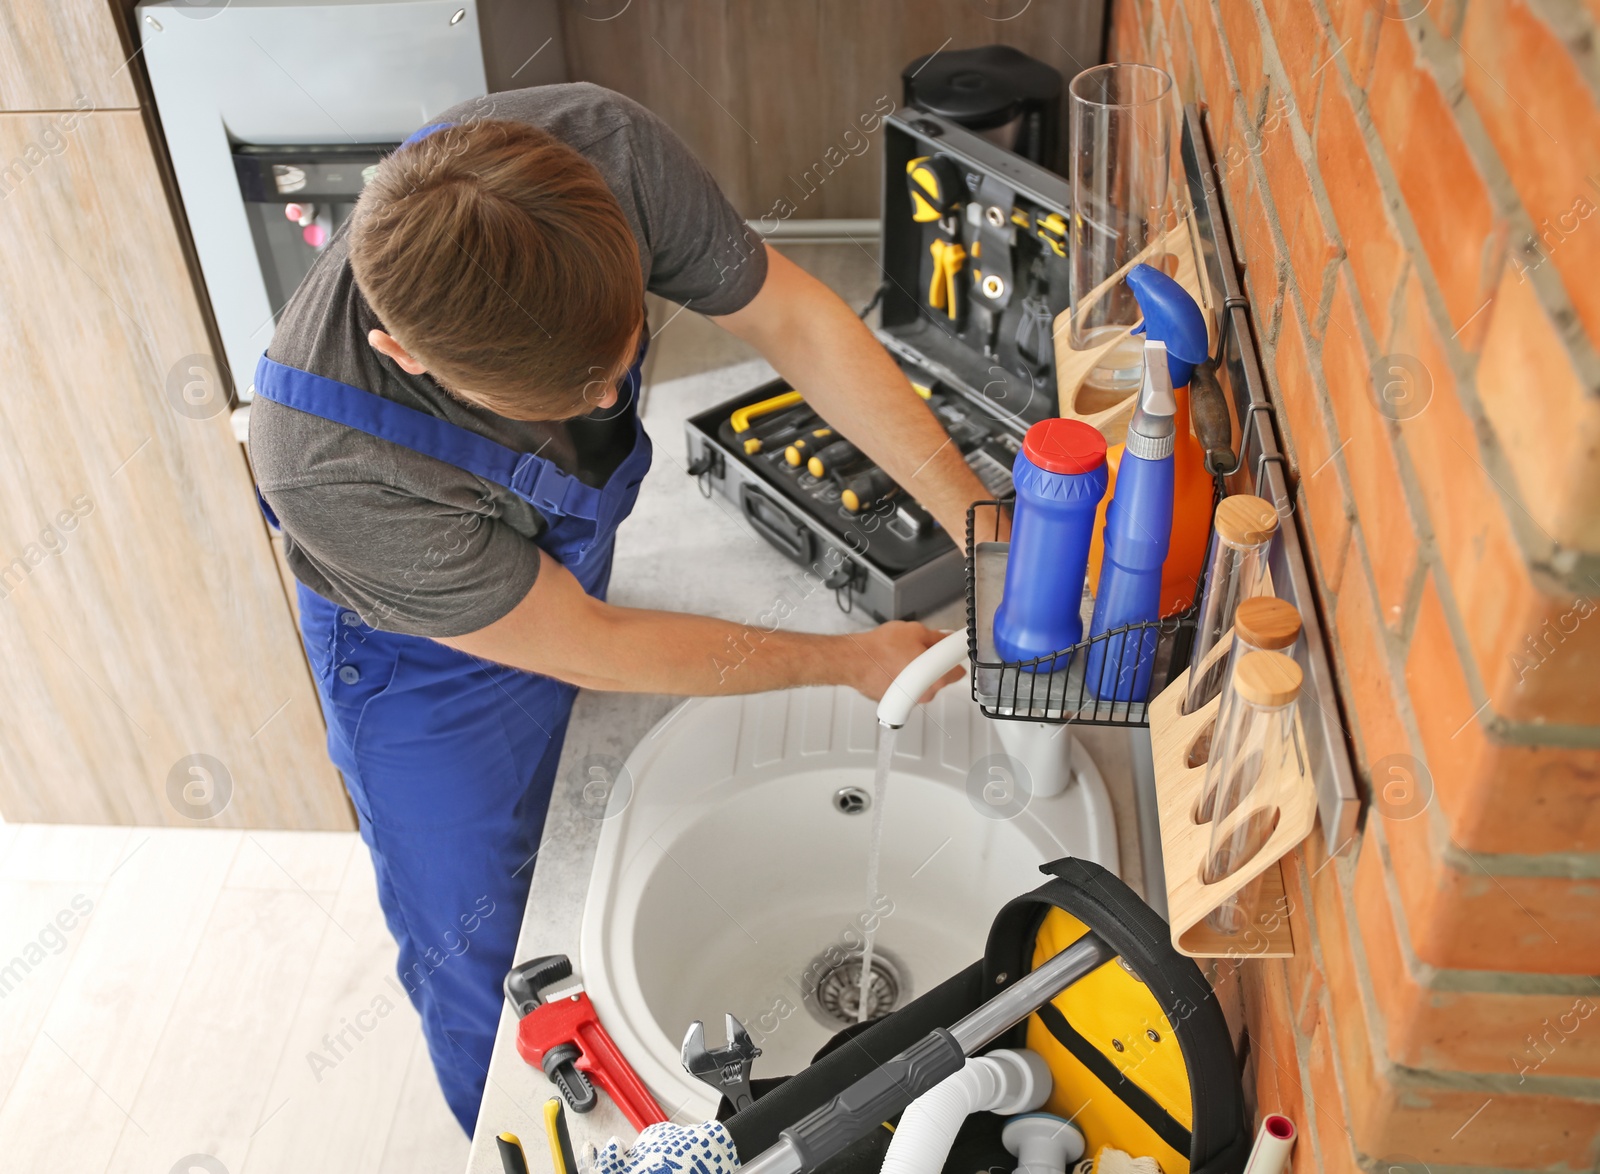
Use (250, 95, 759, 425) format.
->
(1087, 378, 1212, 616)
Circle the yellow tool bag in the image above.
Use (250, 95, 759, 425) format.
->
(724, 859, 1249, 1174)
(984, 858, 1248, 1172)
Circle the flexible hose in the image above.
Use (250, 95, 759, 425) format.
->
(879, 1049, 1052, 1174)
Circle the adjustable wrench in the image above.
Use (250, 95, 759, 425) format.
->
(680, 1013, 761, 1113)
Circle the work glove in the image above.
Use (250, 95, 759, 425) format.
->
(588, 1119, 739, 1174)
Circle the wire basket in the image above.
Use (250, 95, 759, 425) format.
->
(964, 500, 1210, 726)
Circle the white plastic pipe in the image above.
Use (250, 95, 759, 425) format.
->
(879, 1049, 1052, 1174)
(1242, 1114, 1296, 1174)
(875, 630, 969, 729)
(1001, 1113, 1086, 1174)
(991, 720, 1076, 799)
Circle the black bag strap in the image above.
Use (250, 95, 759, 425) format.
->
(983, 857, 1250, 1174)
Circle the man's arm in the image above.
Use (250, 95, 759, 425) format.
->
(710, 245, 993, 543)
(438, 548, 960, 701)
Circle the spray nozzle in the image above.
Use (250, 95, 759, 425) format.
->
(1126, 341, 1178, 460)
(1127, 263, 1209, 388)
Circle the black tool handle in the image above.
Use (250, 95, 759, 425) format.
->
(840, 468, 895, 512)
(541, 1044, 599, 1115)
(781, 1028, 964, 1171)
(1189, 359, 1238, 476)
(806, 438, 861, 478)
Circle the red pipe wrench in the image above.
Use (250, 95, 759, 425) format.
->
(504, 954, 667, 1132)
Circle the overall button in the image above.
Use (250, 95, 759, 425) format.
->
(337, 665, 360, 685)
(340, 611, 360, 626)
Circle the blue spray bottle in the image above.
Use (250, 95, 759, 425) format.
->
(1085, 339, 1177, 702)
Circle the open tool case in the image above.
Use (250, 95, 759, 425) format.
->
(685, 111, 1070, 622)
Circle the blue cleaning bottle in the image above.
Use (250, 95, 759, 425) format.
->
(993, 419, 1109, 671)
(1086, 340, 1178, 702)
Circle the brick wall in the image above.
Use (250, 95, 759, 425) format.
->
(1107, 0, 1600, 1169)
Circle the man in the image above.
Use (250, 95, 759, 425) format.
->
(250, 83, 989, 1132)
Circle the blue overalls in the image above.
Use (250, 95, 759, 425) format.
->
(253, 345, 651, 1133)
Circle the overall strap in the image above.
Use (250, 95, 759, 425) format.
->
(254, 355, 604, 521)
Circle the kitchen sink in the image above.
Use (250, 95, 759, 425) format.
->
(577, 682, 1118, 1119)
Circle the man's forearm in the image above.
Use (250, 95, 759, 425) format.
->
(713, 248, 992, 542)
(438, 550, 953, 701)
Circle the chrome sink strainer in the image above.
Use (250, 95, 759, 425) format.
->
(803, 948, 904, 1028)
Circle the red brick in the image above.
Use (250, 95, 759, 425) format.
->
(1239, 167, 1284, 325)
(1366, 19, 1504, 348)
(1314, 75, 1405, 343)
(1189, 0, 1231, 115)
(1274, 299, 1352, 594)
(1321, 277, 1417, 622)
(1258, 82, 1340, 319)
(1354, 820, 1600, 1078)
(1381, 802, 1600, 974)
(1161, 0, 1199, 107)
(1322, 0, 1383, 87)
(1393, 271, 1597, 725)
(1219, 0, 1266, 123)
(1215, 98, 1251, 238)
(1303, 1005, 1362, 1174)
(1261, 0, 1328, 132)
(1475, 266, 1600, 554)
(1462, 0, 1600, 346)
(1242, 957, 1308, 1138)
(1320, 830, 1600, 1168)
(1406, 573, 1600, 854)
(1331, 537, 1410, 780)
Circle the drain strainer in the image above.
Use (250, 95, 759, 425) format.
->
(803, 948, 904, 1027)
(834, 787, 871, 815)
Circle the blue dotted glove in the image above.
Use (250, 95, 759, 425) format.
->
(588, 1120, 740, 1174)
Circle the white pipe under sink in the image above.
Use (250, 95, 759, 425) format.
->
(881, 1048, 1052, 1174)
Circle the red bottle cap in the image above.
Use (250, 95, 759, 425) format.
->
(1022, 418, 1107, 475)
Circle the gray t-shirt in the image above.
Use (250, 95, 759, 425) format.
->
(250, 83, 767, 637)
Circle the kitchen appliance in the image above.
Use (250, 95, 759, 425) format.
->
(902, 45, 1065, 171)
(136, 0, 489, 395)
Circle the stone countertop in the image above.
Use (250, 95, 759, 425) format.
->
(464, 360, 1150, 1173)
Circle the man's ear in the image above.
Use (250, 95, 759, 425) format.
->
(367, 329, 429, 375)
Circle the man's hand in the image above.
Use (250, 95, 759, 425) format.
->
(844, 621, 965, 703)
(711, 246, 993, 547)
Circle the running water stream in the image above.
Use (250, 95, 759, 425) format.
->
(856, 723, 897, 1022)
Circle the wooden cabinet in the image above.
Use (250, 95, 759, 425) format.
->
(0, 105, 350, 828)
(560, 0, 1102, 219)
(0, 0, 138, 111)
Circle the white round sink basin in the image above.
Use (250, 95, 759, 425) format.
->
(578, 682, 1118, 1120)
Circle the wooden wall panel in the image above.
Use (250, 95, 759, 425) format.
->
(558, 0, 1104, 219)
(0, 110, 350, 829)
(0, 0, 138, 111)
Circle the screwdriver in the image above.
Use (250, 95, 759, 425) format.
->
(839, 467, 895, 512)
(806, 438, 865, 480)
(745, 410, 819, 455)
(785, 428, 834, 467)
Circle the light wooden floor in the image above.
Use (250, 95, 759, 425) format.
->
(0, 822, 467, 1173)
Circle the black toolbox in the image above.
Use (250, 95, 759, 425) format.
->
(684, 109, 1072, 622)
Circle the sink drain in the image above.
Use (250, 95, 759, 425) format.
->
(804, 949, 903, 1027)
(834, 787, 871, 815)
